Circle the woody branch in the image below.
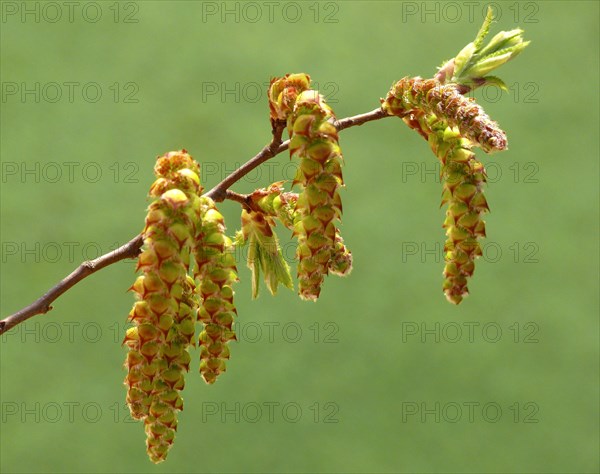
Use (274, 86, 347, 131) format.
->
(0, 106, 390, 336)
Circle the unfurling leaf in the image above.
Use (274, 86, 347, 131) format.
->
(241, 209, 293, 298)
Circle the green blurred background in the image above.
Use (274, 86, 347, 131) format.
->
(1, 1, 598, 472)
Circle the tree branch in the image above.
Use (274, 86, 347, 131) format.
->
(205, 120, 286, 202)
(0, 234, 143, 335)
(224, 190, 253, 209)
(0, 106, 390, 336)
(335, 107, 388, 131)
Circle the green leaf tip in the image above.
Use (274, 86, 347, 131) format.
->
(473, 6, 495, 49)
(436, 6, 530, 91)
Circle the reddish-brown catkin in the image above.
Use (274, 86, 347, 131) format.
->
(382, 77, 507, 153)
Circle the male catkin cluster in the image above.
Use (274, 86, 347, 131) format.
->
(125, 150, 202, 463)
(126, 150, 240, 461)
(116, 16, 529, 464)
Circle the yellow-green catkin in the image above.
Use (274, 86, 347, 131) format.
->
(382, 79, 506, 304)
(288, 90, 347, 301)
(194, 197, 238, 385)
(405, 110, 489, 304)
(382, 76, 507, 153)
(125, 150, 202, 463)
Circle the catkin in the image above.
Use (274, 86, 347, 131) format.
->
(125, 150, 202, 463)
(288, 90, 348, 300)
(194, 197, 238, 385)
(382, 76, 507, 153)
(405, 111, 489, 304)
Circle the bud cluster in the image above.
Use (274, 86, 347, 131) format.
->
(246, 182, 298, 230)
(240, 183, 295, 298)
(268, 73, 311, 121)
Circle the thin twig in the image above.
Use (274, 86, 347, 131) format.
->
(205, 121, 286, 202)
(224, 190, 252, 209)
(335, 107, 388, 131)
(0, 234, 143, 335)
(0, 107, 390, 336)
